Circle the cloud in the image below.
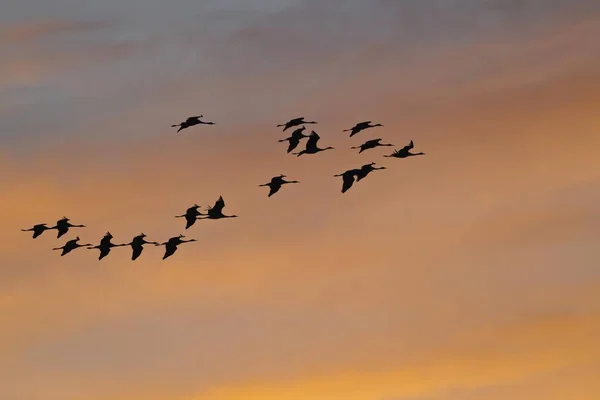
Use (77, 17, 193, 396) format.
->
(0, 19, 111, 45)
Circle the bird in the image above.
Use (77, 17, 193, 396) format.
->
(171, 115, 215, 133)
(383, 140, 425, 158)
(259, 174, 299, 197)
(21, 223, 56, 239)
(292, 131, 334, 156)
(87, 232, 126, 260)
(124, 233, 159, 261)
(155, 234, 197, 260)
(278, 126, 310, 153)
(343, 121, 383, 137)
(175, 204, 204, 229)
(333, 168, 362, 193)
(198, 196, 238, 220)
(52, 217, 86, 239)
(355, 162, 386, 181)
(52, 236, 92, 257)
(277, 117, 317, 131)
(351, 138, 394, 154)
(333, 163, 386, 193)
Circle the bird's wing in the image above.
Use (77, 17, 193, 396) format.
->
(268, 185, 280, 197)
(341, 173, 356, 193)
(131, 245, 143, 260)
(164, 243, 177, 258)
(401, 141, 414, 152)
(56, 226, 69, 237)
(287, 139, 300, 153)
(291, 117, 303, 124)
(185, 215, 196, 229)
(212, 196, 225, 213)
(306, 133, 319, 149)
(99, 247, 110, 259)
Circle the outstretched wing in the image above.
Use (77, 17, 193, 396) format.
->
(163, 243, 178, 259)
(401, 140, 414, 152)
(211, 196, 225, 213)
(56, 225, 69, 238)
(131, 244, 143, 261)
(268, 185, 281, 197)
(290, 117, 304, 124)
(341, 172, 356, 193)
(98, 246, 111, 260)
(287, 138, 300, 153)
(185, 215, 197, 229)
(306, 132, 320, 149)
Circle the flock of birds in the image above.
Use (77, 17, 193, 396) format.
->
(22, 116, 425, 261)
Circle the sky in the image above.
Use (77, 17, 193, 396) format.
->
(1, 0, 600, 399)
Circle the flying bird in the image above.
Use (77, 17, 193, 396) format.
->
(87, 232, 126, 260)
(333, 163, 386, 193)
(52, 217, 86, 239)
(259, 174, 299, 197)
(171, 115, 215, 133)
(52, 236, 92, 257)
(333, 168, 362, 193)
(277, 117, 317, 131)
(278, 126, 309, 153)
(383, 140, 425, 158)
(125, 233, 159, 261)
(175, 204, 204, 229)
(292, 131, 334, 156)
(355, 162, 386, 181)
(351, 138, 394, 153)
(21, 223, 56, 239)
(343, 121, 383, 137)
(198, 196, 238, 220)
(155, 234, 197, 260)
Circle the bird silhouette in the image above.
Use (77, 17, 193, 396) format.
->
(259, 174, 299, 197)
(334, 163, 386, 193)
(351, 138, 394, 153)
(292, 131, 334, 156)
(155, 234, 197, 260)
(87, 232, 127, 260)
(383, 140, 425, 158)
(277, 117, 317, 131)
(355, 162, 386, 181)
(333, 168, 362, 193)
(21, 223, 56, 239)
(52, 236, 92, 257)
(278, 126, 309, 153)
(171, 115, 215, 133)
(175, 204, 204, 229)
(343, 121, 383, 137)
(125, 233, 159, 261)
(52, 217, 86, 238)
(198, 196, 238, 219)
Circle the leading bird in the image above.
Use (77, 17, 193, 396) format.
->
(171, 115, 215, 133)
(383, 140, 425, 159)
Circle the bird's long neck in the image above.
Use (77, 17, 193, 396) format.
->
(409, 152, 425, 156)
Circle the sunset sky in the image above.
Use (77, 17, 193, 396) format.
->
(1, 1, 600, 399)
